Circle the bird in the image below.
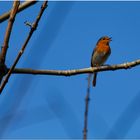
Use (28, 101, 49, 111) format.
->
(91, 36, 112, 87)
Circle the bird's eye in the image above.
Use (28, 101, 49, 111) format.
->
(102, 38, 105, 40)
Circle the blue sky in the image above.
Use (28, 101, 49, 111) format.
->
(0, 1, 140, 139)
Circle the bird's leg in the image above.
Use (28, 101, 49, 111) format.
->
(102, 64, 110, 67)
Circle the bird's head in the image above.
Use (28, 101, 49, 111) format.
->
(97, 36, 112, 45)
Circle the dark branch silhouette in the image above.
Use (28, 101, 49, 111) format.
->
(83, 74, 91, 140)
(0, 1, 48, 94)
(0, 1, 37, 23)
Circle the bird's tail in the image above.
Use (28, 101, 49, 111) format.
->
(92, 72, 97, 87)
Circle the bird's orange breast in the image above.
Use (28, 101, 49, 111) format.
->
(96, 44, 111, 54)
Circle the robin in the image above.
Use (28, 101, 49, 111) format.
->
(91, 36, 112, 87)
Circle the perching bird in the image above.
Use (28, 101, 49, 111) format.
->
(91, 36, 112, 87)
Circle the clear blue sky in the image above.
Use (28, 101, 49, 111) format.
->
(0, 1, 140, 139)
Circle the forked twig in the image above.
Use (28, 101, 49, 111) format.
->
(0, 1, 19, 84)
(0, 1, 48, 94)
(0, 1, 37, 23)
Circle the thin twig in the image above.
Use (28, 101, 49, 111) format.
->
(83, 74, 91, 140)
(7, 59, 140, 76)
(0, 1, 20, 64)
(0, 1, 48, 94)
(0, 1, 37, 23)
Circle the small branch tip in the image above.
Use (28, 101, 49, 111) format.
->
(24, 21, 32, 28)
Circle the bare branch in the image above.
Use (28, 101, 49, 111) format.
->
(8, 59, 140, 76)
(0, 1, 37, 23)
(0, 1, 19, 84)
(0, 1, 20, 64)
(0, 1, 48, 94)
